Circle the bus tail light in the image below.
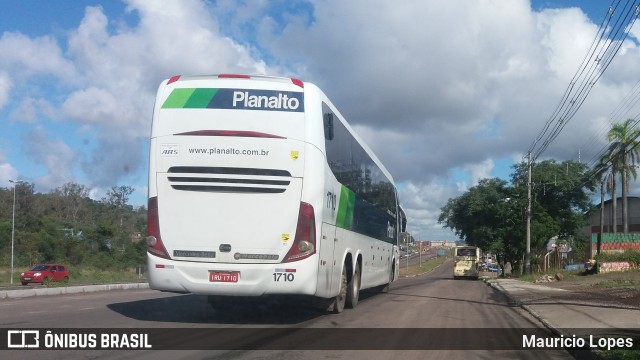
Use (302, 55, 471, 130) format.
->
(283, 202, 316, 263)
(167, 75, 181, 85)
(291, 78, 304, 88)
(147, 197, 171, 259)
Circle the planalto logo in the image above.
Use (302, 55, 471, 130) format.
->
(162, 88, 304, 112)
(232, 91, 300, 110)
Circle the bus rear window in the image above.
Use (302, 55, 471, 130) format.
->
(456, 249, 475, 257)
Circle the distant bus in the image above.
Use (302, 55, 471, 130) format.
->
(453, 246, 481, 280)
(146, 74, 403, 313)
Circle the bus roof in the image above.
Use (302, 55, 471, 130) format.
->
(165, 74, 304, 88)
(158, 73, 396, 186)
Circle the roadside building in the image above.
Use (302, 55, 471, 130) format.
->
(588, 196, 640, 257)
(589, 196, 640, 234)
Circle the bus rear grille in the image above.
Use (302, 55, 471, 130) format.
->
(167, 166, 291, 194)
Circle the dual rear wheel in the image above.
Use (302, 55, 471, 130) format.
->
(331, 263, 361, 313)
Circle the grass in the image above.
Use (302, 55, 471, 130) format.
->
(596, 349, 640, 360)
(593, 278, 640, 289)
(398, 253, 452, 277)
(68, 266, 147, 285)
(1, 255, 453, 286)
(0, 266, 147, 286)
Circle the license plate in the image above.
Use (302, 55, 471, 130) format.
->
(209, 271, 239, 283)
(23, 277, 32, 281)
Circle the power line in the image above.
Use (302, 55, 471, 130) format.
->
(534, 2, 640, 160)
(580, 79, 640, 166)
(584, 81, 640, 168)
(527, 1, 616, 158)
(528, 0, 640, 162)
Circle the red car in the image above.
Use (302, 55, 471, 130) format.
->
(20, 264, 69, 285)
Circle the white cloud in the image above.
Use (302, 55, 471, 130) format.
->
(252, 0, 640, 239)
(67, 2, 268, 90)
(0, 152, 18, 186)
(3, 0, 640, 239)
(57, 0, 272, 187)
(0, 32, 75, 80)
(9, 97, 56, 123)
(536, 8, 597, 79)
(0, 71, 11, 111)
(62, 87, 122, 126)
(464, 159, 495, 187)
(399, 181, 461, 241)
(1, 0, 273, 194)
(80, 135, 145, 187)
(25, 127, 76, 191)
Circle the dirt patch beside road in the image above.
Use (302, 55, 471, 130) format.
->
(533, 269, 640, 308)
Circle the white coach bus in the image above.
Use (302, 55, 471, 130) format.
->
(147, 74, 403, 313)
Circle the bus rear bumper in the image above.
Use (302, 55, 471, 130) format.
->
(453, 269, 479, 279)
(147, 254, 318, 296)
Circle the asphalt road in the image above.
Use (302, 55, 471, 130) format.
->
(0, 262, 575, 360)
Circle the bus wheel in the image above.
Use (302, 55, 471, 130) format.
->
(331, 266, 347, 313)
(346, 264, 361, 309)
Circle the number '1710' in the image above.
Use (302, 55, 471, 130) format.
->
(273, 272, 295, 282)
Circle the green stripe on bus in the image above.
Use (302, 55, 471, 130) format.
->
(183, 88, 218, 108)
(162, 88, 220, 108)
(345, 188, 355, 228)
(336, 186, 355, 229)
(162, 88, 196, 108)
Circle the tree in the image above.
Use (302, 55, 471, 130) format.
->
(53, 182, 90, 227)
(440, 159, 596, 271)
(0, 182, 145, 270)
(592, 151, 616, 254)
(438, 178, 519, 259)
(606, 118, 640, 233)
(511, 159, 596, 239)
(102, 185, 134, 227)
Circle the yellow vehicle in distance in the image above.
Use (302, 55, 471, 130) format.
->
(453, 246, 481, 280)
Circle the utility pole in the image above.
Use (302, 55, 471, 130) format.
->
(526, 152, 532, 275)
(9, 179, 25, 284)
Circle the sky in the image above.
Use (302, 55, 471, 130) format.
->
(2, 0, 640, 241)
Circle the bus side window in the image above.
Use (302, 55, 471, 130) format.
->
(324, 112, 334, 140)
